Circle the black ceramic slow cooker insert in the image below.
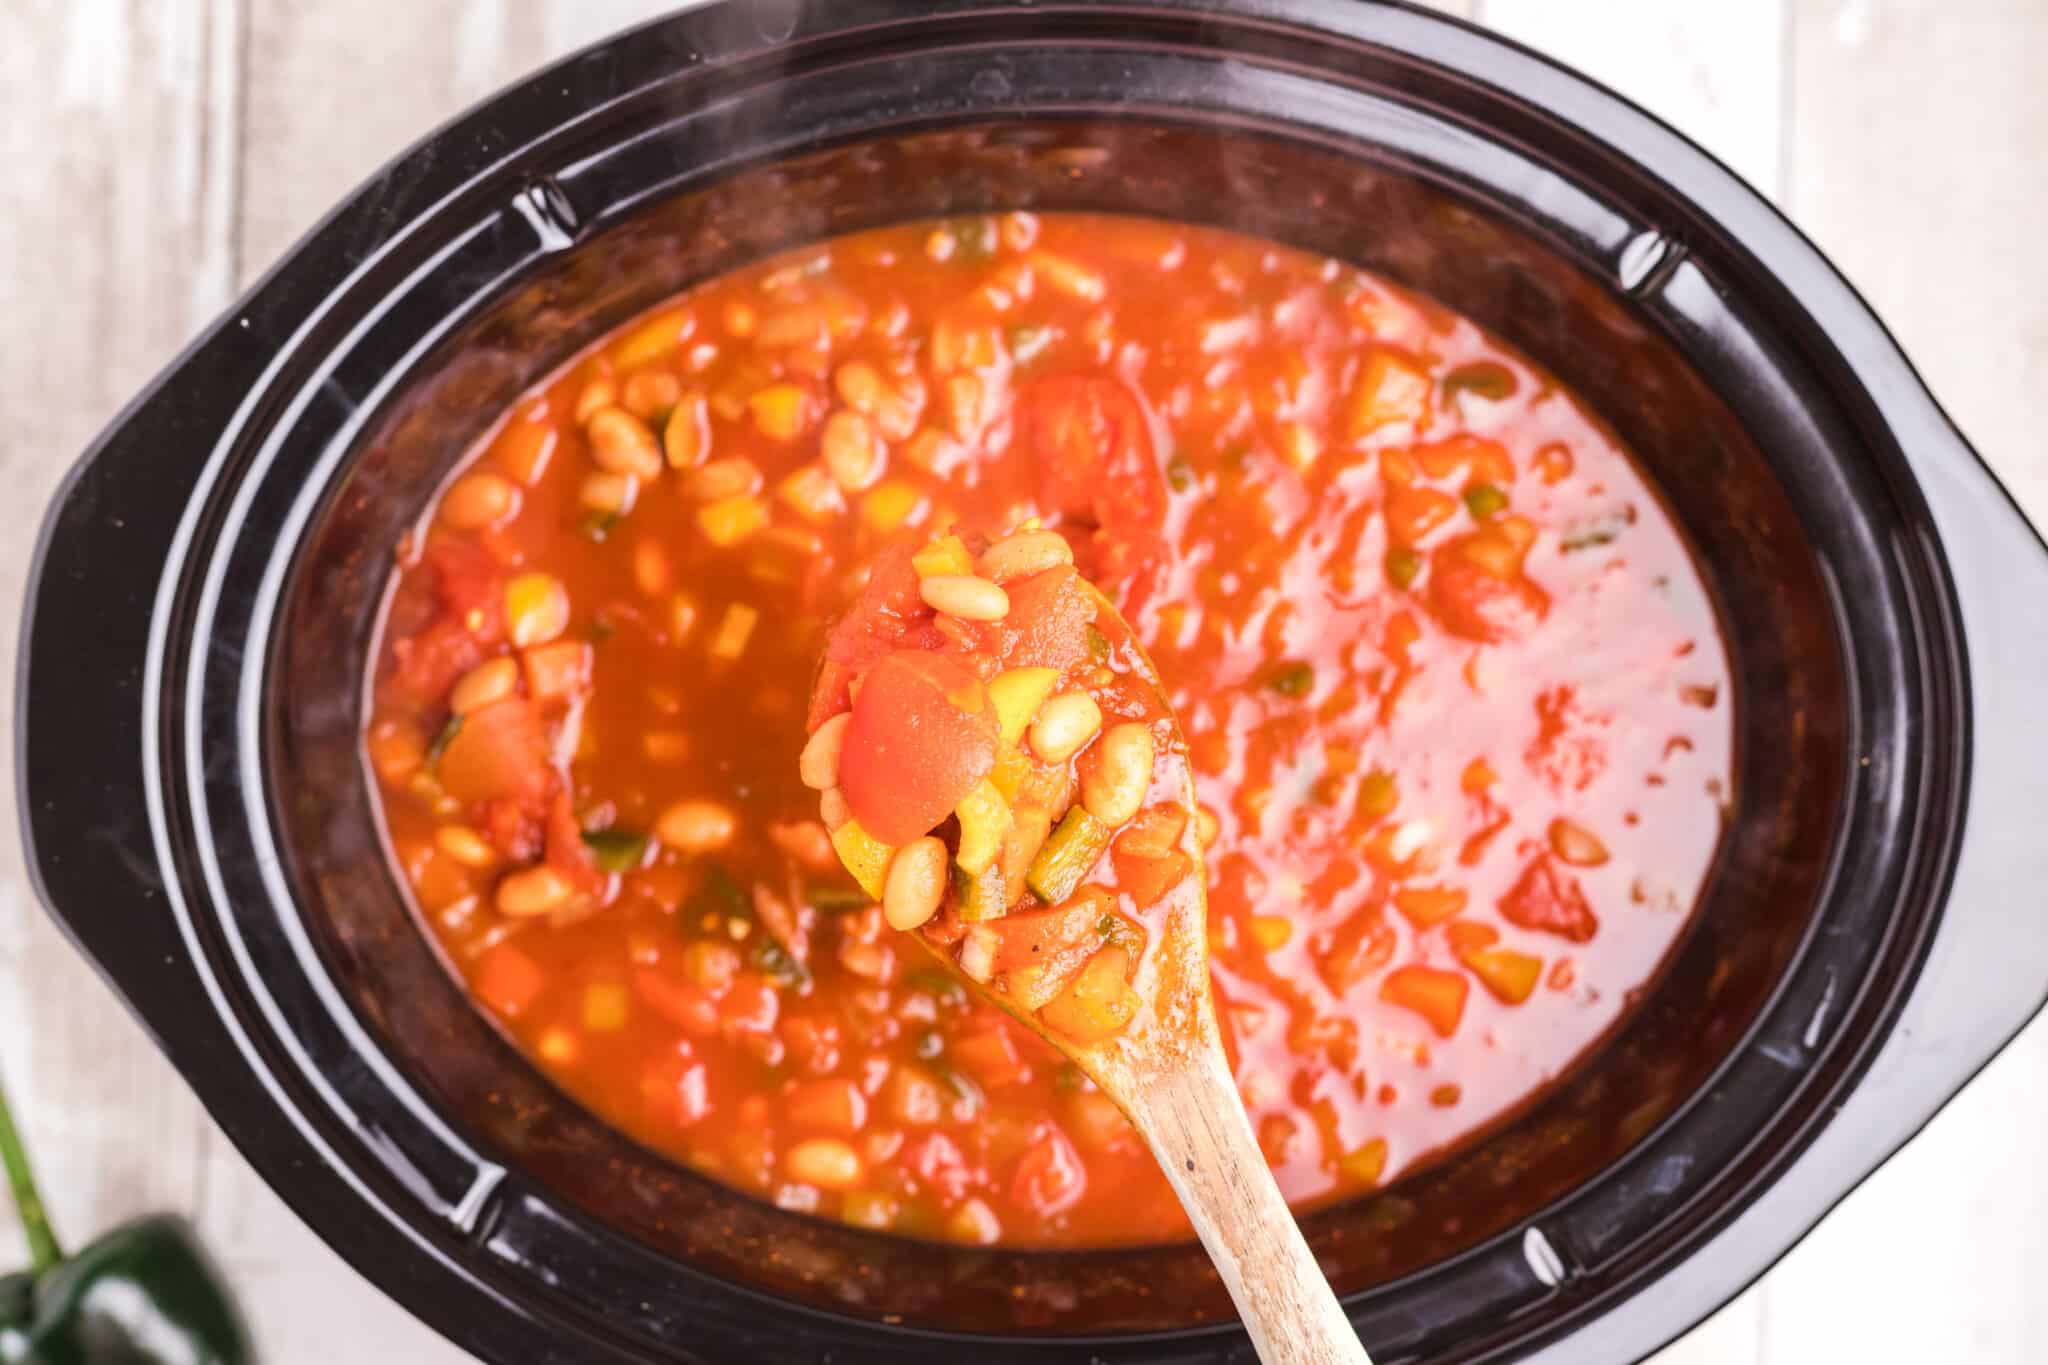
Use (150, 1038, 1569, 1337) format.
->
(19, 3, 2048, 1362)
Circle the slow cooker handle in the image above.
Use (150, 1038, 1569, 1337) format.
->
(15, 315, 265, 1074)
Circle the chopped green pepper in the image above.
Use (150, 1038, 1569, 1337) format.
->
(804, 883, 872, 911)
(1265, 661, 1315, 697)
(1359, 769, 1399, 820)
(1086, 626, 1110, 662)
(1385, 546, 1424, 590)
(684, 862, 751, 930)
(748, 938, 809, 988)
(1027, 808, 1113, 905)
(954, 862, 1009, 923)
(1462, 483, 1509, 519)
(0, 1072, 252, 1365)
(1441, 360, 1517, 402)
(423, 712, 463, 767)
(577, 507, 619, 542)
(1561, 507, 1636, 552)
(581, 828, 649, 874)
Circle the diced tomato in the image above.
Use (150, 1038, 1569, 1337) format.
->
(1464, 946, 1543, 1004)
(779, 1010, 842, 1073)
(384, 619, 488, 710)
(1444, 920, 1500, 955)
(905, 1132, 974, 1203)
(1428, 537, 1551, 643)
(634, 970, 720, 1037)
(1392, 885, 1468, 929)
(640, 1054, 712, 1127)
(1379, 964, 1469, 1037)
(1115, 848, 1192, 910)
(1499, 856, 1599, 942)
(1314, 908, 1396, 994)
(427, 538, 507, 628)
(480, 796, 544, 862)
(522, 639, 592, 703)
(1413, 433, 1513, 483)
(951, 1025, 1032, 1089)
(809, 540, 934, 730)
(1384, 486, 1458, 545)
(785, 1077, 867, 1133)
(839, 650, 998, 844)
(1346, 348, 1431, 437)
(1009, 1123, 1086, 1219)
(1020, 375, 1164, 536)
(1039, 947, 1140, 1044)
(437, 698, 550, 806)
(719, 974, 782, 1035)
(472, 941, 545, 1018)
(988, 899, 1106, 974)
(992, 565, 1096, 672)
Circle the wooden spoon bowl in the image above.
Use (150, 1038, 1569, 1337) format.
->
(806, 533, 1371, 1365)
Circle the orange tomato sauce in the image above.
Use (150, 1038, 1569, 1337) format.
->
(366, 213, 1732, 1247)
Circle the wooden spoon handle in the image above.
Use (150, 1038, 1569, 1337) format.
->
(1131, 1046, 1373, 1365)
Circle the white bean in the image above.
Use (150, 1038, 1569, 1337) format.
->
(1081, 723, 1155, 826)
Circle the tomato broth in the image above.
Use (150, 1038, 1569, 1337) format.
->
(366, 213, 1732, 1248)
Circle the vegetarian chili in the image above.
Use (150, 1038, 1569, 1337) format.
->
(366, 212, 1733, 1248)
(802, 524, 1195, 1048)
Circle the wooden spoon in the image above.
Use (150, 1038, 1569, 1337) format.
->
(809, 542, 1372, 1365)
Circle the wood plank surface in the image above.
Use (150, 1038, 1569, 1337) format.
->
(0, 3, 2041, 1363)
(0, 0, 239, 1287)
(1757, 4, 2048, 1363)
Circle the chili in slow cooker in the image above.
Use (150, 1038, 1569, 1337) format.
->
(365, 213, 1732, 1248)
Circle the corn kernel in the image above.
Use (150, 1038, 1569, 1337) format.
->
(749, 383, 811, 440)
(697, 494, 768, 547)
(505, 573, 570, 647)
(709, 603, 759, 660)
(859, 480, 926, 534)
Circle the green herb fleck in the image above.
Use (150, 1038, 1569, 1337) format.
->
(937, 1065, 983, 1105)
(687, 862, 751, 926)
(1086, 625, 1110, 662)
(425, 713, 463, 767)
(1166, 457, 1194, 492)
(1462, 483, 1509, 519)
(581, 828, 649, 874)
(1053, 1063, 1086, 1093)
(749, 938, 810, 988)
(1385, 547, 1424, 590)
(578, 508, 619, 542)
(1266, 661, 1315, 698)
(805, 883, 871, 911)
(1359, 769, 1398, 819)
(1007, 324, 1053, 365)
(588, 617, 616, 645)
(1441, 361, 1517, 403)
(1561, 507, 1636, 552)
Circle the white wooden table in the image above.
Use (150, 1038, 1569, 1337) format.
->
(2, 2, 2042, 1360)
